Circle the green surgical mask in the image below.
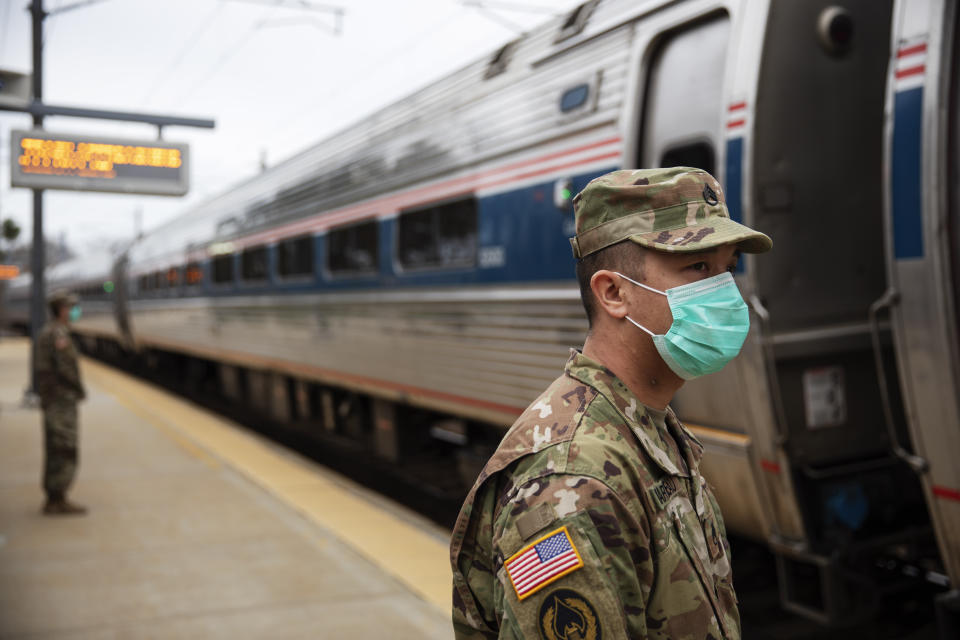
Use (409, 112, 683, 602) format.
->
(616, 271, 750, 380)
(68, 305, 82, 322)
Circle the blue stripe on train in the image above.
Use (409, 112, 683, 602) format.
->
(891, 87, 924, 259)
(725, 137, 745, 274)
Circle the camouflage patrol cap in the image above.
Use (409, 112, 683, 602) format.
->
(569, 167, 772, 258)
(47, 290, 78, 308)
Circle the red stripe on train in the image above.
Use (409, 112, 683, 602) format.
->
(897, 43, 927, 58)
(237, 137, 623, 247)
(728, 102, 747, 112)
(933, 485, 960, 503)
(895, 65, 925, 79)
(760, 459, 781, 474)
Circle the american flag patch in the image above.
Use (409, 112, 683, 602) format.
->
(504, 526, 584, 600)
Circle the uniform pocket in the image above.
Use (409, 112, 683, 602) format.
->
(671, 512, 736, 639)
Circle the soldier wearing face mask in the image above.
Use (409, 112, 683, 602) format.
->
(35, 290, 87, 516)
(450, 167, 772, 639)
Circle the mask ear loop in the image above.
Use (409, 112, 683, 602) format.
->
(613, 271, 666, 296)
(614, 272, 665, 337)
(625, 315, 656, 336)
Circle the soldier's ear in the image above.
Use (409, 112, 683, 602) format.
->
(590, 270, 629, 321)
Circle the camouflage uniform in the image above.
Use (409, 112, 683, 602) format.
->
(36, 310, 86, 500)
(451, 168, 772, 639)
(451, 351, 738, 639)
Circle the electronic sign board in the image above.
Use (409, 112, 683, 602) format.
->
(10, 129, 189, 196)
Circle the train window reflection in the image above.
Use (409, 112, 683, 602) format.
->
(640, 13, 729, 173)
(661, 142, 716, 175)
(185, 262, 202, 286)
(555, 0, 598, 42)
(397, 198, 477, 271)
(328, 221, 379, 276)
(155, 271, 166, 290)
(560, 84, 590, 112)
(212, 254, 235, 284)
(166, 266, 181, 288)
(278, 235, 315, 278)
(241, 246, 269, 282)
(485, 40, 518, 80)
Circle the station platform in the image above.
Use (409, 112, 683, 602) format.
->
(0, 338, 452, 639)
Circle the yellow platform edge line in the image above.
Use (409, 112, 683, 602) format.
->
(81, 357, 452, 613)
(686, 422, 751, 447)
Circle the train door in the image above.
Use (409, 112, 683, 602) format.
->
(884, 0, 960, 618)
(112, 253, 134, 350)
(748, 0, 923, 626)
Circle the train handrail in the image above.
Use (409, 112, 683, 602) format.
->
(867, 287, 929, 474)
(748, 294, 791, 447)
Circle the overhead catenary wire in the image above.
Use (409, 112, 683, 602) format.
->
(267, 6, 477, 154)
(169, 0, 344, 108)
(140, 1, 226, 106)
(169, 9, 273, 107)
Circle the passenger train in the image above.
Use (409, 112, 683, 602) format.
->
(3, 0, 958, 631)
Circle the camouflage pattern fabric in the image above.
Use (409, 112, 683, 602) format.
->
(569, 167, 772, 258)
(451, 351, 740, 639)
(42, 399, 79, 497)
(35, 321, 85, 406)
(35, 320, 85, 498)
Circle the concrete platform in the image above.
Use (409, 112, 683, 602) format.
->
(0, 338, 452, 639)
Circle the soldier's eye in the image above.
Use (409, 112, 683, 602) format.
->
(689, 262, 708, 272)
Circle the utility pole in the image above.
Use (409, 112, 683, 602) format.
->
(27, 0, 45, 401)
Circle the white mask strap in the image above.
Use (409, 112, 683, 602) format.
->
(613, 271, 666, 296)
(625, 315, 656, 337)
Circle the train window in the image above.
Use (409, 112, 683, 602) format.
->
(165, 266, 181, 288)
(184, 262, 202, 286)
(640, 13, 730, 175)
(139, 274, 150, 293)
(241, 246, 269, 281)
(154, 271, 166, 290)
(661, 142, 716, 174)
(485, 40, 518, 80)
(560, 83, 590, 112)
(397, 198, 477, 271)
(555, 0, 599, 43)
(212, 254, 235, 284)
(327, 221, 379, 276)
(278, 235, 314, 278)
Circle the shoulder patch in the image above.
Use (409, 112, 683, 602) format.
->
(505, 526, 583, 600)
(538, 588, 602, 640)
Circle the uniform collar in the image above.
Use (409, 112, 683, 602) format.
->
(565, 350, 696, 478)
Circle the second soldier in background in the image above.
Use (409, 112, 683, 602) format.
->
(35, 291, 88, 516)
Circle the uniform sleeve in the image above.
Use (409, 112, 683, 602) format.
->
(454, 480, 502, 639)
(47, 327, 85, 399)
(34, 328, 58, 399)
(491, 473, 652, 639)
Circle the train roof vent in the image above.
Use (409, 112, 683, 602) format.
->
(484, 39, 519, 80)
(555, 0, 599, 43)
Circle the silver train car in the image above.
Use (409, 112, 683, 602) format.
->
(4, 0, 958, 630)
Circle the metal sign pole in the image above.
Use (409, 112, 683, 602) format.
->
(27, 0, 45, 400)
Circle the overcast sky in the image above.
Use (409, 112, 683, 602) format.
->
(0, 0, 584, 255)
